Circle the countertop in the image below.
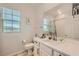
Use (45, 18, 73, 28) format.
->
(33, 37, 79, 56)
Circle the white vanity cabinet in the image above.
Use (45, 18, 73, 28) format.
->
(40, 43, 67, 56)
(33, 37, 73, 56)
(40, 43, 53, 56)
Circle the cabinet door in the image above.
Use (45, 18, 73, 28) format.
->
(53, 51, 66, 56)
(34, 46, 40, 56)
(40, 49, 50, 56)
(40, 43, 53, 56)
(53, 51, 60, 56)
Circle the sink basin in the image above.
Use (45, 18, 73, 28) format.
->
(24, 43, 34, 50)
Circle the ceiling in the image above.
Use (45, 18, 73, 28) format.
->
(45, 3, 72, 19)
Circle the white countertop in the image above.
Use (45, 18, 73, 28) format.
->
(33, 37, 79, 56)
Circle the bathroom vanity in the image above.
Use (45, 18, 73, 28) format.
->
(33, 37, 79, 56)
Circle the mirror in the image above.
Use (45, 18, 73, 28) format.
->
(41, 11, 57, 40)
(42, 3, 79, 40)
(41, 3, 73, 40)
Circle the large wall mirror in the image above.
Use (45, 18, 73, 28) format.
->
(42, 4, 71, 38)
(42, 3, 79, 40)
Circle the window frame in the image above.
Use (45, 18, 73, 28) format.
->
(1, 8, 21, 32)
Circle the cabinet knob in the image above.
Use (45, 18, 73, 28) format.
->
(59, 54, 62, 56)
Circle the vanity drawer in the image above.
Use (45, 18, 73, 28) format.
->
(53, 50, 67, 56)
(53, 51, 61, 56)
(40, 49, 51, 56)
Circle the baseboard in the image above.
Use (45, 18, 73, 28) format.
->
(8, 50, 27, 56)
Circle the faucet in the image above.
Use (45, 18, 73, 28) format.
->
(49, 32, 57, 41)
(53, 33, 57, 41)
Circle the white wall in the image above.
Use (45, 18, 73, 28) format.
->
(0, 35, 1, 55)
(0, 3, 38, 55)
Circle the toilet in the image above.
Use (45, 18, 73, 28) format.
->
(22, 40, 34, 56)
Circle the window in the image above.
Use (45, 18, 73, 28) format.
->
(42, 18, 49, 32)
(0, 8, 20, 32)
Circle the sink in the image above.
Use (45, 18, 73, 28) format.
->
(24, 43, 34, 50)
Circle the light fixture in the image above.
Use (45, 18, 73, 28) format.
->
(56, 9, 66, 19)
(56, 14, 66, 19)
